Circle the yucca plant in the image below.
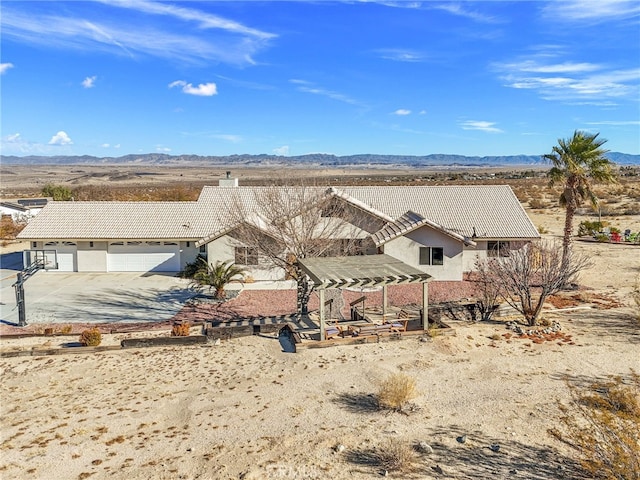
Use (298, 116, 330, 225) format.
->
(193, 259, 246, 299)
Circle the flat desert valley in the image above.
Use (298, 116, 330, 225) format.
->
(1, 165, 639, 480)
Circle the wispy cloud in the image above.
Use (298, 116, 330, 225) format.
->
(82, 75, 97, 88)
(495, 56, 640, 102)
(0, 62, 14, 74)
(273, 145, 289, 156)
(393, 109, 411, 115)
(431, 3, 501, 23)
(585, 120, 640, 126)
(156, 145, 171, 152)
(49, 131, 73, 145)
(169, 80, 218, 96)
(375, 48, 426, 62)
(290, 79, 362, 106)
(1, 2, 275, 66)
(459, 121, 503, 133)
(541, 0, 640, 23)
(212, 134, 242, 143)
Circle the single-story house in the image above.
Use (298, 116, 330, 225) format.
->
(1, 198, 49, 222)
(17, 181, 540, 279)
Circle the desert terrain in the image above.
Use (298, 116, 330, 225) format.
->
(0, 165, 639, 479)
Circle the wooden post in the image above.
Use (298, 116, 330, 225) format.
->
(319, 288, 326, 341)
(422, 281, 429, 331)
(382, 285, 388, 319)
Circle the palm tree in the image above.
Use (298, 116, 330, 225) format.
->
(544, 130, 616, 270)
(193, 259, 246, 299)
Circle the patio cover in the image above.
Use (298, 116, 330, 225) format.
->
(297, 254, 432, 340)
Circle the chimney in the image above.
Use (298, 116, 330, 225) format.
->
(219, 171, 239, 187)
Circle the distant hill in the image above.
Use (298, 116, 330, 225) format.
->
(1, 152, 638, 167)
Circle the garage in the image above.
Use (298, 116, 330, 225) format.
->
(107, 241, 181, 272)
(44, 241, 77, 271)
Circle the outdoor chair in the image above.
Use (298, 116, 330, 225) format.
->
(385, 319, 408, 333)
(325, 325, 343, 340)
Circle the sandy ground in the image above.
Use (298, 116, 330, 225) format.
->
(1, 211, 639, 479)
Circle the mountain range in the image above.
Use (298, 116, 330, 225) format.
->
(1, 152, 638, 167)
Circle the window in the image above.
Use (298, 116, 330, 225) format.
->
(186, 241, 191, 247)
(199, 245, 206, 254)
(31, 241, 37, 249)
(234, 246, 258, 265)
(89, 241, 94, 248)
(419, 247, 444, 266)
(488, 241, 510, 257)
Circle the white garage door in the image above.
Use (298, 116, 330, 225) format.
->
(44, 242, 77, 272)
(107, 242, 181, 272)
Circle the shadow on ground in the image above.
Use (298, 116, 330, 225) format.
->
(55, 286, 199, 323)
(344, 424, 587, 480)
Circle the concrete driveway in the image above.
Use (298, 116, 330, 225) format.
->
(1, 257, 199, 326)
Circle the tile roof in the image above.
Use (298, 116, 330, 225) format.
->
(18, 201, 218, 240)
(19, 185, 540, 241)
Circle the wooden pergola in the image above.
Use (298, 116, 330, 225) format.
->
(297, 254, 432, 340)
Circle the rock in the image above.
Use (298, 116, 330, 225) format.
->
(333, 444, 345, 453)
(432, 464, 444, 474)
(416, 441, 433, 454)
(456, 435, 467, 444)
(380, 469, 388, 476)
(490, 443, 500, 452)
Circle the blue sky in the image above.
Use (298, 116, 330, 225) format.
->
(1, 1, 639, 158)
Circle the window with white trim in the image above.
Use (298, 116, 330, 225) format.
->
(487, 241, 510, 257)
(419, 247, 444, 266)
(234, 246, 258, 266)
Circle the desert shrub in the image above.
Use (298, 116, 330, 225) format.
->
(171, 321, 191, 337)
(538, 225, 549, 234)
(528, 198, 547, 209)
(179, 254, 207, 279)
(79, 328, 102, 346)
(0, 215, 27, 240)
(594, 233, 610, 243)
(551, 372, 640, 480)
(374, 439, 418, 473)
(633, 275, 640, 324)
(377, 373, 418, 412)
(58, 325, 73, 335)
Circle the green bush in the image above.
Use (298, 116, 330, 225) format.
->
(577, 220, 606, 237)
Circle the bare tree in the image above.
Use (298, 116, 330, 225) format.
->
(470, 259, 502, 322)
(225, 184, 381, 315)
(478, 240, 590, 326)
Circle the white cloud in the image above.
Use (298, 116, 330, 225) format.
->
(586, 120, 640, 126)
(48, 131, 73, 145)
(432, 3, 500, 23)
(213, 134, 241, 143)
(273, 145, 289, 156)
(6, 133, 21, 142)
(496, 56, 640, 102)
(542, 0, 640, 22)
(156, 146, 171, 152)
(1, 3, 275, 66)
(376, 48, 425, 62)
(82, 75, 97, 88)
(419, 110, 427, 115)
(101, 143, 110, 148)
(460, 121, 503, 133)
(169, 80, 217, 96)
(393, 109, 411, 116)
(290, 79, 362, 106)
(0, 63, 14, 74)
